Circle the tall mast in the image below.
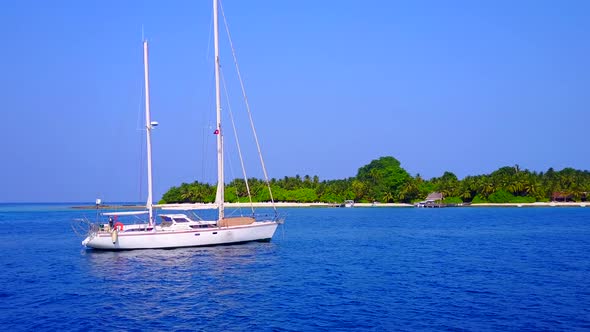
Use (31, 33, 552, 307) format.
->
(214, 0, 224, 220)
(143, 40, 155, 225)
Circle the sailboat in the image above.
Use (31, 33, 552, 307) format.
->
(81, 1, 281, 250)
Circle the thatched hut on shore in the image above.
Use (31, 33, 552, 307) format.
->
(552, 192, 573, 202)
(425, 192, 444, 202)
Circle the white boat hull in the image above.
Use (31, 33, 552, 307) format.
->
(83, 221, 278, 250)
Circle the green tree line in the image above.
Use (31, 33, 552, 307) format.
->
(160, 156, 590, 204)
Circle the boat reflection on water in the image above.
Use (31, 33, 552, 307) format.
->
(81, 242, 279, 281)
(79, 242, 280, 322)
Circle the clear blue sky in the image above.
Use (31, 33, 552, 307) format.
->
(1, 0, 588, 202)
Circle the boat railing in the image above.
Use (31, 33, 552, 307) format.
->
(256, 212, 285, 224)
(71, 217, 99, 239)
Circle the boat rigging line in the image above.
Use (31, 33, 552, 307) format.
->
(219, 0, 277, 216)
(220, 67, 255, 215)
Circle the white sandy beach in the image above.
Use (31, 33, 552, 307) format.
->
(74, 201, 587, 210)
(161, 201, 588, 208)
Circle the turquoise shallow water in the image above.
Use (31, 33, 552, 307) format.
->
(0, 205, 589, 331)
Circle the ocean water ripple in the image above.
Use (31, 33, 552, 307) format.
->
(0, 205, 589, 330)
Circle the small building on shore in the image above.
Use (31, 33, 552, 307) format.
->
(552, 191, 588, 202)
(552, 192, 573, 202)
(415, 192, 445, 208)
(425, 192, 444, 202)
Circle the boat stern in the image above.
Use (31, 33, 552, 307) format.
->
(82, 236, 91, 246)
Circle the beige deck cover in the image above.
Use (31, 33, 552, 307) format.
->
(218, 216, 255, 227)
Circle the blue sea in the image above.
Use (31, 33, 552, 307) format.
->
(1, 204, 589, 331)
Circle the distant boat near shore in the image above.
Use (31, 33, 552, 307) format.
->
(342, 200, 355, 208)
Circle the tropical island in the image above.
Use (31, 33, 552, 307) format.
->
(159, 156, 589, 205)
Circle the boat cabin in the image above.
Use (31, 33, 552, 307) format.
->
(159, 214, 216, 229)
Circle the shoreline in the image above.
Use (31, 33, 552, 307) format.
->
(71, 201, 588, 209)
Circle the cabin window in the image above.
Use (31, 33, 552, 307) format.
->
(160, 216, 173, 227)
(174, 218, 189, 223)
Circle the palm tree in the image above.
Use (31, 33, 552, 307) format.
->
(382, 191, 394, 203)
(458, 181, 472, 201)
(303, 174, 312, 188)
(179, 183, 192, 202)
(460, 176, 478, 201)
(415, 173, 424, 184)
(369, 168, 383, 186)
(398, 180, 419, 203)
(505, 175, 525, 196)
(313, 175, 320, 186)
(524, 175, 541, 199)
(478, 177, 495, 199)
(351, 180, 367, 201)
(571, 184, 584, 202)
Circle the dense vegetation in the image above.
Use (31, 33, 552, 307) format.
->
(160, 156, 590, 204)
